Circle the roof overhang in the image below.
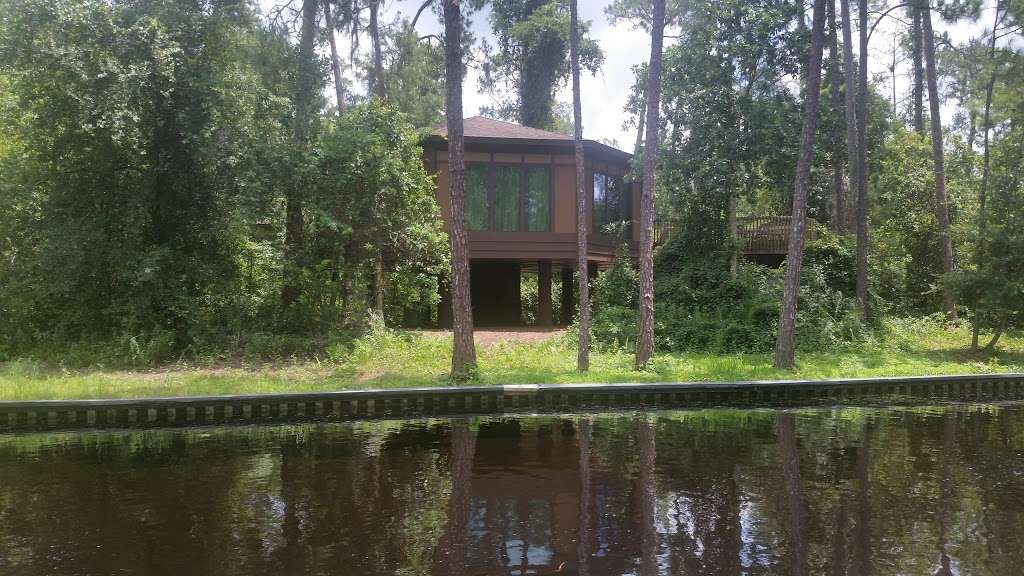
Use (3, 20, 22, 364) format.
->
(421, 134, 633, 164)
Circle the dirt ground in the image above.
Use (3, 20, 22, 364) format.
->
(414, 327, 566, 347)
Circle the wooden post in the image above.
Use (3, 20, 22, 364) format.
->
(538, 260, 553, 327)
(561, 265, 575, 326)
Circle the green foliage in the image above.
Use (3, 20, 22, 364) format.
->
(588, 231, 864, 354)
(373, 22, 445, 129)
(303, 101, 449, 330)
(803, 232, 856, 295)
(872, 128, 974, 315)
(0, 0, 294, 354)
(0, 0, 446, 362)
(519, 272, 562, 325)
(945, 115, 1024, 340)
(590, 246, 640, 348)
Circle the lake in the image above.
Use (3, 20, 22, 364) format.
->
(2, 403, 1023, 575)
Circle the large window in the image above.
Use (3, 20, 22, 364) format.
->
(464, 163, 551, 232)
(593, 172, 631, 234)
(524, 167, 551, 232)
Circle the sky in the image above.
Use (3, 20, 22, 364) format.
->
(302, 0, 1010, 149)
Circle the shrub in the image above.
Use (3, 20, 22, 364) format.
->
(587, 232, 865, 354)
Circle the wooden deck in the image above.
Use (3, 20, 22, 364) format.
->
(655, 215, 819, 255)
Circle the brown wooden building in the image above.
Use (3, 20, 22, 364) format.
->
(424, 117, 640, 327)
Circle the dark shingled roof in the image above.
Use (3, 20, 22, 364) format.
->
(431, 116, 573, 141)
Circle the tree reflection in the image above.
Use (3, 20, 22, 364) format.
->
(638, 416, 658, 576)
(434, 419, 477, 576)
(778, 411, 807, 576)
(577, 417, 592, 576)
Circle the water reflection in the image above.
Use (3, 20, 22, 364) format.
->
(2, 404, 1024, 575)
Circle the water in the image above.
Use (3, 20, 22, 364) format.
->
(2, 404, 1023, 575)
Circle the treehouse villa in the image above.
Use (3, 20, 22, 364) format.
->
(424, 116, 804, 327)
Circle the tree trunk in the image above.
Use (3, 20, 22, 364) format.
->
(374, 253, 384, 316)
(984, 320, 1006, 352)
(910, 2, 925, 133)
(728, 193, 739, 278)
(840, 0, 863, 314)
(774, 0, 828, 369)
(368, 0, 387, 313)
(322, 0, 346, 111)
(635, 0, 666, 369)
(972, 2, 1003, 351)
(434, 420, 477, 576)
(855, 0, 870, 316)
(827, 0, 847, 234)
(443, 0, 477, 380)
(922, 4, 958, 322)
(369, 0, 386, 98)
(570, 0, 590, 372)
(634, 95, 647, 158)
(282, 0, 319, 311)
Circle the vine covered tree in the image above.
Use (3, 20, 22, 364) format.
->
(480, 0, 604, 129)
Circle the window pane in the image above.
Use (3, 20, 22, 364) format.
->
(525, 167, 550, 232)
(606, 175, 621, 228)
(494, 165, 520, 231)
(465, 164, 490, 231)
(592, 173, 607, 232)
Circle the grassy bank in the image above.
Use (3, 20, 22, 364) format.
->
(1, 320, 1021, 401)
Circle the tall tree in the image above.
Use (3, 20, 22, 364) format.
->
(827, 0, 848, 234)
(368, 0, 386, 98)
(911, 0, 925, 133)
(922, 2, 958, 322)
(774, 0, 828, 369)
(368, 0, 386, 316)
(443, 0, 478, 380)
(323, 0, 346, 110)
(971, 1, 1006, 350)
(855, 0, 870, 314)
(570, 0, 590, 372)
(282, 0, 320, 311)
(635, 0, 666, 369)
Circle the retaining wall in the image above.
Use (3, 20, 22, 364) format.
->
(2, 373, 1024, 432)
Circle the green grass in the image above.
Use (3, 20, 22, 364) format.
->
(1, 320, 1021, 401)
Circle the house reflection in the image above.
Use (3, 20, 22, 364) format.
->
(461, 419, 639, 575)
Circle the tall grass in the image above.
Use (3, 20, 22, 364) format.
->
(0, 318, 1021, 401)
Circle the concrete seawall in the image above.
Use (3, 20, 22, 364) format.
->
(2, 373, 1024, 432)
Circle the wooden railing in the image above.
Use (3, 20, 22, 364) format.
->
(739, 216, 818, 253)
(652, 216, 818, 254)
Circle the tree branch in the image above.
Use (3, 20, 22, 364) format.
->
(412, 0, 434, 29)
(867, 2, 910, 43)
